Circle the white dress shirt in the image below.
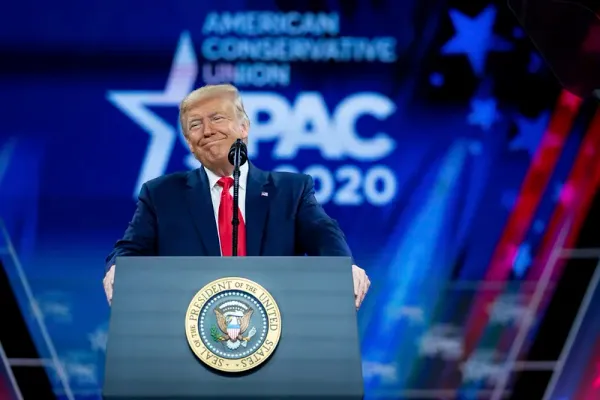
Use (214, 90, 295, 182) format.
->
(203, 162, 249, 249)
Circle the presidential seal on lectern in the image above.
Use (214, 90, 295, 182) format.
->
(185, 277, 282, 373)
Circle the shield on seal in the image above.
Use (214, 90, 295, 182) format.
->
(227, 316, 241, 341)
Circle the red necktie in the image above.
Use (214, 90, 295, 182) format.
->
(217, 177, 246, 256)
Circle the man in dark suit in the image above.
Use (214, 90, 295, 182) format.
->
(103, 84, 370, 308)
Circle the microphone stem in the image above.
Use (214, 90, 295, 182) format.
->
(232, 144, 241, 257)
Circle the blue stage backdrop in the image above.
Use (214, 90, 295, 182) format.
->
(1, 0, 597, 399)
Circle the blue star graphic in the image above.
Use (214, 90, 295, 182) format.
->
(513, 243, 532, 277)
(528, 52, 543, 73)
(510, 112, 550, 157)
(512, 27, 524, 39)
(107, 32, 199, 198)
(468, 97, 499, 131)
(441, 6, 513, 76)
(429, 72, 444, 87)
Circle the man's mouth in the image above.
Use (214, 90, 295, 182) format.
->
(201, 138, 223, 147)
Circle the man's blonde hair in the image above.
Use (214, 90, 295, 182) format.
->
(178, 83, 250, 135)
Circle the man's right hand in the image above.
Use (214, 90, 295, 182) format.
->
(103, 265, 115, 305)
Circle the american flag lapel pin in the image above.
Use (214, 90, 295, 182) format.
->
(261, 191, 269, 197)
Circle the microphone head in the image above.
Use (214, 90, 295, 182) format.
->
(228, 139, 248, 166)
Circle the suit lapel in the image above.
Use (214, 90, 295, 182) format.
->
(186, 168, 221, 256)
(245, 163, 271, 256)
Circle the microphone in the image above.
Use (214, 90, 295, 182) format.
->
(228, 139, 248, 167)
(228, 139, 247, 256)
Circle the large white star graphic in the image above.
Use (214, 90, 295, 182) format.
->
(107, 32, 199, 198)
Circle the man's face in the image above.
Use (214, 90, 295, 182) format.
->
(183, 94, 248, 172)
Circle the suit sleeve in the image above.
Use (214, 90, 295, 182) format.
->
(295, 175, 353, 259)
(104, 183, 158, 273)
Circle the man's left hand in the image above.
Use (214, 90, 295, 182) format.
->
(352, 264, 370, 309)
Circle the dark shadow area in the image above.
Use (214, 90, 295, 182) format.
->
(0, 259, 56, 399)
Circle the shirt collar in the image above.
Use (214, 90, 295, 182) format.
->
(204, 161, 248, 190)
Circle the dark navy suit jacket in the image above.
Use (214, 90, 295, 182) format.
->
(105, 163, 353, 270)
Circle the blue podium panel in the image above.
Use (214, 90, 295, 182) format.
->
(103, 256, 363, 400)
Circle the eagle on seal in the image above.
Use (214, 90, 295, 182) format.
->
(215, 308, 254, 350)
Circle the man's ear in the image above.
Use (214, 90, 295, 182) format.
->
(240, 121, 249, 141)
